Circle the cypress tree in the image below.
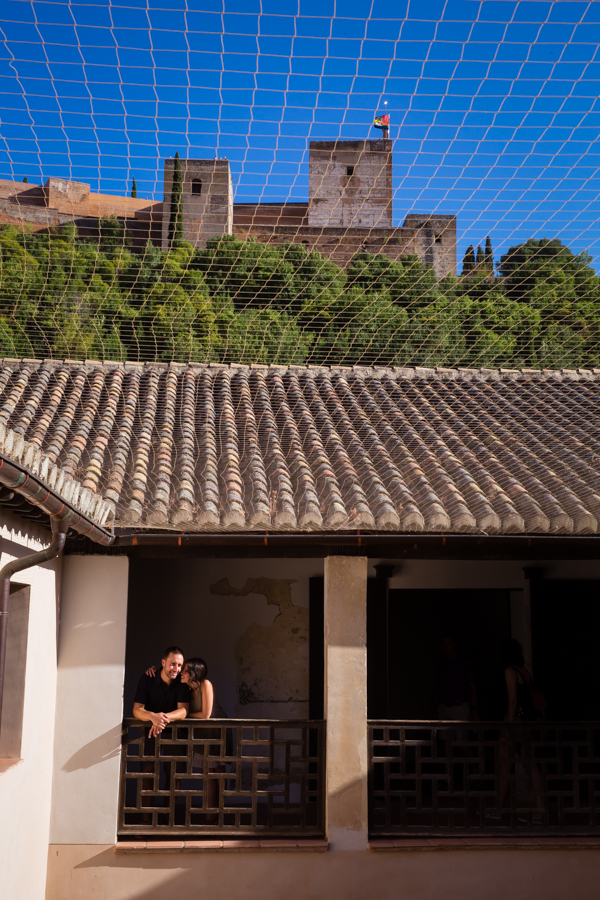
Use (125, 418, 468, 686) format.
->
(22, 176, 28, 183)
(475, 244, 484, 269)
(461, 245, 475, 276)
(131, 177, 137, 198)
(485, 235, 493, 272)
(168, 152, 184, 248)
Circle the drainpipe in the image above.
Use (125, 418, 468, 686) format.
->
(0, 514, 69, 729)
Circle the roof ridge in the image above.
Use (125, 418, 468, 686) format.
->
(1, 358, 599, 382)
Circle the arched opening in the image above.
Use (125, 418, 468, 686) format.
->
(191, 179, 202, 195)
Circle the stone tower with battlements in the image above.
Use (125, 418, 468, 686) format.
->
(308, 139, 393, 228)
(162, 158, 233, 250)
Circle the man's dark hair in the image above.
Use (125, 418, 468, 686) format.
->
(163, 645, 184, 659)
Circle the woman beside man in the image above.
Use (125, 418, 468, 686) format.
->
(144, 654, 229, 820)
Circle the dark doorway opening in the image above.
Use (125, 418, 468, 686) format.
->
(531, 579, 600, 720)
(191, 179, 202, 195)
(368, 588, 511, 719)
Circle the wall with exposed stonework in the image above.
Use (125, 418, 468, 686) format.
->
(308, 140, 393, 228)
(0, 179, 163, 249)
(234, 217, 456, 278)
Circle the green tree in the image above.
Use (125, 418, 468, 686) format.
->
(216, 296, 311, 365)
(403, 294, 472, 366)
(485, 236, 493, 272)
(461, 245, 475, 276)
(310, 287, 408, 366)
(278, 242, 345, 316)
(131, 177, 137, 198)
(120, 242, 216, 361)
(92, 216, 132, 256)
(499, 238, 599, 303)
(168, 152, 184, 248)
(346, 252, 438, 307)
(194, 235, 295, 310)
(22, 177, 28, 184)
(475, 245, 484, 270)
(466, 292, 540, 368)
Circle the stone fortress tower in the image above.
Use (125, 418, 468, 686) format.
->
(308, 139, 393, 228)
(225, 140, 456, 278)
(161, 157, 233, 250)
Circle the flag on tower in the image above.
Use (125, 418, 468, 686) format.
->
(374, 114, 390, 129)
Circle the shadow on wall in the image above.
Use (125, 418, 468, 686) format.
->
(62, 723, 122, 772)
(210, 577, 309, 719)
(60, 768, 595, 900)
(63, 847, 600, 900)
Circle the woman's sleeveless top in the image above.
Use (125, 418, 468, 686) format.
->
(189, 685, 228, 718)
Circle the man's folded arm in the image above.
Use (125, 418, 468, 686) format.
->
(133, 702, 166, 726)
(168, 702, 189, 722)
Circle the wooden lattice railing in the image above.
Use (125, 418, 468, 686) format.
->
(369, 720, 600, 836)
(119, 718, 325, 837)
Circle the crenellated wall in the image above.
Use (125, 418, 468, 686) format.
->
(0, 143, 457, 277)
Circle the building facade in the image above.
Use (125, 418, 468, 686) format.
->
(0, 360, 598, 898)
(0, 140, 457, 277)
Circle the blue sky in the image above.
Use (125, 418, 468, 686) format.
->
(1, 0, 600, 268)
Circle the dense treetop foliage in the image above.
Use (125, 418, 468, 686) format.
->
(0, 218, 598, 368)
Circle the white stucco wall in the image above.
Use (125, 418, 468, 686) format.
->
(49, 555, 129, 844)
(0, 511, 62, 900)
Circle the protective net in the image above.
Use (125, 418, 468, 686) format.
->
(0, 0, 599, 371)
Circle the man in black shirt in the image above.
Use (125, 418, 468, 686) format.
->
(133, 646, 190, 818)
(133, 645, 190, 735)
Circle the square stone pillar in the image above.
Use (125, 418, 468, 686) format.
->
(324, 556, 368, 849)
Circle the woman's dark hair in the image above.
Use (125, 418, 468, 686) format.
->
(185, 657, 208, 692)
(498, 638, 525, 668)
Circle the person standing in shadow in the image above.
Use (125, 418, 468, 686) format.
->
(493, 638, 544, 825)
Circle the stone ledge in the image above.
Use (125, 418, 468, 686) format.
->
(0, 758, 23, 776)
(115, 838, 328, 854)
(369, 837, 600, 851)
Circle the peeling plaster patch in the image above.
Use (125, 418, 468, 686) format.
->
(210, 577, 309, 719)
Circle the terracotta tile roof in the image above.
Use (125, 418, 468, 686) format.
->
(0, 359, 599, 535)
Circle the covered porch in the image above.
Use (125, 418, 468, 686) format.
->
(58, 542, 600, 847)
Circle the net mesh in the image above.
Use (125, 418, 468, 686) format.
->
(0, 0, 599, 370)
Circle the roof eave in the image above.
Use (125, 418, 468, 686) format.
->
(0, 450, 114, 545)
